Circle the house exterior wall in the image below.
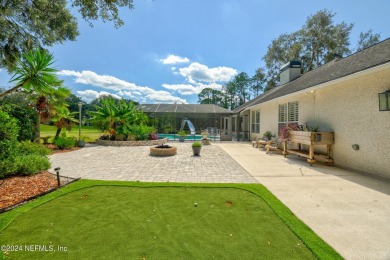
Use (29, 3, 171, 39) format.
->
(248, 67, 390, 179)
(314, 69, 390, 178)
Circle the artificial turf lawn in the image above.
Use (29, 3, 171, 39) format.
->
(0, 181, 341, 259)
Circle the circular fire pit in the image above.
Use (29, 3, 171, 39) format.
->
(150, 145, 177, 157)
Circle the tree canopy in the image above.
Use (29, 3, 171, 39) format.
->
(357, 29, 381, 51)
(0, 0, 134, 72)
(197, 9, 381, 109)
(263, 9, 354, 88)
(261, 9, 380, 90)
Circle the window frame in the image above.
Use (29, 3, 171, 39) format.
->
(278, 101, 299, 133)
(251, 109, 260, 134)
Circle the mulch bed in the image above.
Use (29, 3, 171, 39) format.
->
(0, 145, 82, 211)
(47, 144, 81, 154)
(0, 171, 59, 210)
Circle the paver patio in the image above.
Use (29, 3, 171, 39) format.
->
(49, 142, 257, 183)
(49, 141, 390, 260)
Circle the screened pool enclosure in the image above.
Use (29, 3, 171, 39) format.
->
(138, 104, 235, 141)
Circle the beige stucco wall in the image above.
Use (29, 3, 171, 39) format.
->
(315, 69, 390, 178)
(248, 67, 390, 178)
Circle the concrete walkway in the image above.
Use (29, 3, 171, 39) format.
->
(217, 142, 390, 260)
(49, 142, 390, 259)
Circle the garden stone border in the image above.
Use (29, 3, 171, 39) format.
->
(95, 138, 169, 147)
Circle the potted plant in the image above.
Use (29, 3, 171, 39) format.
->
(77, 136, 87, 147)
(177, 130, 187, 142)
(263, 131, 275, 141)
(77, 135, 89, 147)
(192, 141, 202, 156)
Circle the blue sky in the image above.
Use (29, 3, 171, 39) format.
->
(1, 0, 389, 104)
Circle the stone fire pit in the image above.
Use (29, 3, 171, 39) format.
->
(150, 144, 177, 157)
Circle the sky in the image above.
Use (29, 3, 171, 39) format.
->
(1, 0, 389, 104)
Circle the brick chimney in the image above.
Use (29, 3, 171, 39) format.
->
(280, 61, 301, 85)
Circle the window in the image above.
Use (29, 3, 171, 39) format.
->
(379, 90, 390, 111)
(251, 109, 260, 133)
(288, 101, 299, 122)
(278, 102, 299, 133)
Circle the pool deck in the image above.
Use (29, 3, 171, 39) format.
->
(49, 142, 256, 183)
(49, 141, 390, 260)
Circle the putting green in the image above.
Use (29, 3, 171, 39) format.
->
(0, 181, 341, 259)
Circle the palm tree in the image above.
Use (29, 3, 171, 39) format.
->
(4, 49, 70, 141)
(88, 97, 143, 138)
(51, 106, 78, 139)
(1, 49, 62, 98)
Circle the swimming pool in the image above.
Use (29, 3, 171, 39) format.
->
(158, 134, 220, 141)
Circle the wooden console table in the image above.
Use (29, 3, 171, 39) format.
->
(283, 131, 334, 165)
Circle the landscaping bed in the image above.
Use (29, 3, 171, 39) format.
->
(0, 172, 58, 211)
(0, 146, 80, 211)
(96, 138, 168, 146)
(47, 144, 81, 154)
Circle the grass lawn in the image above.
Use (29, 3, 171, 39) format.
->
(0, 181, 341, 259)
(40, 124, 103, 142)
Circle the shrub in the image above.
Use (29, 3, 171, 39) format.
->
(0, 110, 20, 160)
(127, 134, 136, 141)
(14, 154, 51, 175)
(99, 134, 110, 140)
(0, 159, 18, 178)
(129, 125, 156, 141)
(148, 133, 158, 140)
(54, 137, 76, 150)
(115, 134, 126, 141)
(18, 141, 51, 156)
(1, 102, 37, 141)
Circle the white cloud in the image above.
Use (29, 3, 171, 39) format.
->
(179, 62, 237, 83)
(58, 70, 187, 104)
(162, 84, 199, 95)
(77, 90, 122, 103)
(162, 82, 223, 95)
(159, 54, 190, 65)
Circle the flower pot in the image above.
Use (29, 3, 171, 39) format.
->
(179, 136, 186, 142)
(192, 147, 201, 156)
(77, 140, 86, 147)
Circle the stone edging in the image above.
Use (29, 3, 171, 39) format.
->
(95, 138, 169, 146)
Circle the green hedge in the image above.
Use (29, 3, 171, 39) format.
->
(0, 110, 51, 179)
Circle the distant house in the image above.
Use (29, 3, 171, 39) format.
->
(231, 38, 390, 179)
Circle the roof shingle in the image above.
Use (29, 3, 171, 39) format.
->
(234, 38, 390, 112)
